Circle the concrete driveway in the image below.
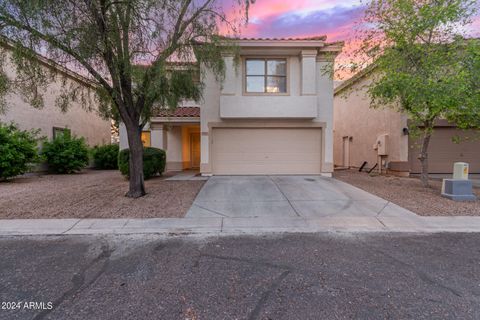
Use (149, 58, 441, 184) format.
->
(186, 176, 415, 218)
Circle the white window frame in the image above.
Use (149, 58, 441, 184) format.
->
(243, 57, 289, 96)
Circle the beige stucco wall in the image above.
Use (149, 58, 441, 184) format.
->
(219, 54, 319, 119)
(164, 126, 182, 170)
(333, 73, 408, 170)
(200, 49, 335, 175)
(0, 51, 111, 147)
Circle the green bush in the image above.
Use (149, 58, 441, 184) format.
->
(92, 144, 119, 169)
(0, 122, 41, 180)
(42, 132, 89, 173)
(118, 147, 166, 179)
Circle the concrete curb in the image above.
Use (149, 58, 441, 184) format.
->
(2, 215, 480, 236)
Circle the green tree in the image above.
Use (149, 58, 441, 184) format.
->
(0, 0, 252, 197)
(352, 0, 480, 186)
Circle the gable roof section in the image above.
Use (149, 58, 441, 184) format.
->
(219, 35, 343, 52)
(334, 38, 480, 96)
(0, 38, 97, 90)
(334, 63, 378, 96)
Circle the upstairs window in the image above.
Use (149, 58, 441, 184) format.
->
(245, 59, 287, 94)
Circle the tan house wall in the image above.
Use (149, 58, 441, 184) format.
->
(164, 126, 183, 171)
(333, 74, 409, 171)
(0, 51, 111, 147)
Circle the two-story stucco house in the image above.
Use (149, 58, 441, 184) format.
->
(333, 67, 480, 175)
(120, 36, 343, 176)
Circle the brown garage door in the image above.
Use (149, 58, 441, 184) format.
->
(409, 128, 480, 173)
(211, 127, 322, 175)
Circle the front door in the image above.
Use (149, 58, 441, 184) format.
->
(190, 132, 201, 168)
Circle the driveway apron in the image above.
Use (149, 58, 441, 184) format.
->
(186, 175, 416, 219)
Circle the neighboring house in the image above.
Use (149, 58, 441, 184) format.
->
(333, 68, 480, 175)
(120, 36, 343, 176)
(0, 42, 111, 147)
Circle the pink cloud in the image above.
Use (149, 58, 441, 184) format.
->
(219, 0, 480, 79)
(222, 0, 364, 42)
(467, 15, 480, 37)
(224, 0, 480, 42)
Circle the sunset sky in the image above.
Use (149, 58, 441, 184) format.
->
(223, 0, 480, 79)
(227, 0, 480, 41)
(229, 0, 366, 41)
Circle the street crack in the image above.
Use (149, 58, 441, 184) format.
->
(358, 236, 463, 298)
(248, 270, 290, 320)
(33, 244, 114, 320)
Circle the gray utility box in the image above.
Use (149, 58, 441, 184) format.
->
(441, 179, 477, 202)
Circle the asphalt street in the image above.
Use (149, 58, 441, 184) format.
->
(1, 232, 480, 320)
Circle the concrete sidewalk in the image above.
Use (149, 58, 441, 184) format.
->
(2, 212, 480, 236)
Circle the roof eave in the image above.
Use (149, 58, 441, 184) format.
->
(334, 63, 378, 96)
(151, 116, 200, 123)
(0, 37, 98, 90)
(319, 42, 344, 54)
(235, 40, 326, 48)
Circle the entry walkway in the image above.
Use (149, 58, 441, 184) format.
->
(164, 170, 208, 181)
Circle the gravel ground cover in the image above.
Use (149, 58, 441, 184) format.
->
(334, 169, 480, 216)
(0, 170, 205, 219)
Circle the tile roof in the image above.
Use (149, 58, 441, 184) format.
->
(155, 106, 200, 118)
(235, 35, 327, 41)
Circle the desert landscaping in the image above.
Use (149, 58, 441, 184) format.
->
(334, 170, 480, 216)
(0, 170, 205, 219)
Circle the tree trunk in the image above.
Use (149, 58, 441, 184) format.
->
(124, 121, 146, 198)
(418, 128, 432, 188)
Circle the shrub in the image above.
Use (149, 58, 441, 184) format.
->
(42, 132, 89, 173)
(0, 122, 41, 180)
(92, 144, 119, 169)
(118, 147, 166, 179)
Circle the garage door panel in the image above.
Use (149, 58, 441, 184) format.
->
(213, 161, 321, 175)
(215, 152, 320, 162)
(215, 131, 319, 152)
(409, 128, 480, 173)
(212, 128, 322, 175)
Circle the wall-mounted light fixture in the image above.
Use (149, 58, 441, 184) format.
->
(402, 127, 409, 135)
